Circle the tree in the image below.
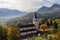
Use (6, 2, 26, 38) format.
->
(42, 19, 45, 24)
(54, 21, 58, 29)
(40, 24, 48, 39)
(0, 25, 3, 40)
(44, 18, 47, 23)
(52, 32, 59, 40)
(0, 24, 8, 40)
(46, 21, 49, 27)
(40, 24, 48, 32)
(58, 24, 60, 30)
(50, 19, 53, 25)
(2, 27, 8, 40)
(16, 22, 21, 28)
(7, 26, 20, 40)
(49, 36, 53, 40)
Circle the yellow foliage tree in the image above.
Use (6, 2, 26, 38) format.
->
(3, 27, 8, 36)
(52, 33, 59, 40)
(7, 26, 20, 40)
(0, 24, 8, 40)
(40, 24, 48, 32)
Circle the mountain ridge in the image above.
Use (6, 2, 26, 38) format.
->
(1, 4, 60, 24)
(36, 6, 49, 14)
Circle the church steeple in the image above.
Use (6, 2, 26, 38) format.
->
(34, 12, 37, 18)
(33, 12, 39, 31)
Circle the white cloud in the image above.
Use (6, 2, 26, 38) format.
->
(42, 1, 53, 7)
(47, 0, 60, 3)
(0, 0, 60, 12)
(0, 0, 45, 12)
(32, 0, 45, 3)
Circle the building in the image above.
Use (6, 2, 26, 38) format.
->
(18, 24, 37, 39)
(18, 12, 39, 39)
(33, 12, 39, 30)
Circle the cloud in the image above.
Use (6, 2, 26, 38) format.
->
(47, 0, 60, 4)
(0, 0, 45, 12)
(42, 1, 53, 7)
(0, 0, 60, 12)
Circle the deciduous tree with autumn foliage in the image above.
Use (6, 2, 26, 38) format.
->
(7, 26, 20, 40)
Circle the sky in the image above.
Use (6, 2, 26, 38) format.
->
(0, 0, 60, 12)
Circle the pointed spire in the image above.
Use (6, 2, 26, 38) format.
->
(34, 12, 37, 18)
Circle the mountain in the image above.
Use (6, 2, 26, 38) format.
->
(20, 12, 43, 19)
(5, 4, 60, 24)
(36, 6, 49, 14)
(6, 12, 44, 25)
(0, 8, 24, 17)
(15, 4, 60, 23)
(0, 8, 25, 22)
(50, 4, 60, 9)
(43, 4, 60, 18)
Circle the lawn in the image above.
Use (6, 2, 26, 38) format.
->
(28, 34, 53, 40)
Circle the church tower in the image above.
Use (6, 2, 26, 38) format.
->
(33, 12, 39, 30)
(33, 12, 38, 24)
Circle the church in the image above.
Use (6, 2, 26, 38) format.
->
(18, 12, 40, 39)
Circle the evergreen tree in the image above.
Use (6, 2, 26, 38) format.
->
(0, 25, 3, 40)
(54, 21, 58, 29)
(50, 19, 53, 25)
(0, 25, 8, 40)
(46, 21, 49, 27)
(49, 36, 53, 40)
(42, 19, 45, 24)
(44, 18, 47, 23)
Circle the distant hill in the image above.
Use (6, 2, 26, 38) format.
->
(5, 4, 60, 24)
(43, 4, 60, 18)
(6, 12, 44, 24)
(19, 4, 60, 19)
(0, 8, 25, 22)
(36, 6, 49, 14)
(0, 8, 24, 17)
